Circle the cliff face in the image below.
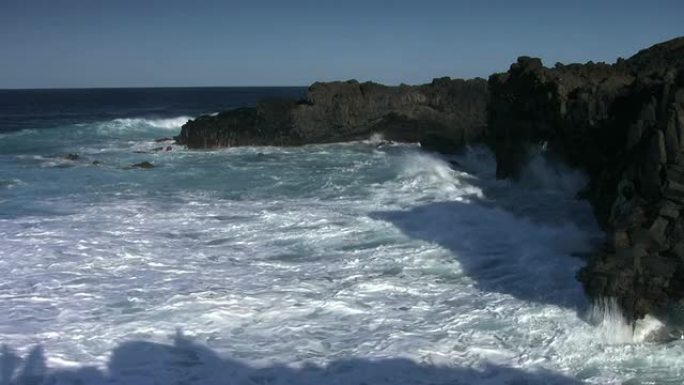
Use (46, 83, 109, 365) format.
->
(488, 37, 684, 321)
(176, 78, 489, 153)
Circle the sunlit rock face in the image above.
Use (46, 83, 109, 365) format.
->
(175, 77, 489, 153)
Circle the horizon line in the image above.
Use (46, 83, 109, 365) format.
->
(0, 85, 312, 91)
(0, 75, 498, 92)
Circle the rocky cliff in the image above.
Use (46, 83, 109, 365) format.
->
(488, 37, 684, 322)
(176, 78, 489, 153)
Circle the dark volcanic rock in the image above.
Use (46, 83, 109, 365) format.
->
(625, 37, 684, 74)
(488, 36, 684, 321)
(176, 78, 489, 153)
(130, 161, 155, 169)
(64, 153, 81, 161)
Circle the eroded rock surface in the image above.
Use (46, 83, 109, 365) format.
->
(176, 78, 489, 153)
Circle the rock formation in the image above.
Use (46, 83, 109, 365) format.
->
(176, 78, 489, 153)
(488, 37, 684, 321)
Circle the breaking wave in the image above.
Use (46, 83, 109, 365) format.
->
(89, 116, 191, 133)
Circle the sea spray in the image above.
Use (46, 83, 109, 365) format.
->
(89, 116, 192, 134)
(368, 132, 386, 145)
(587, 297, 667, 344)
(588, 297, 637, 344)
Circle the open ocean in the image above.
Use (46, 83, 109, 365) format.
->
(0, 88, 682, 384)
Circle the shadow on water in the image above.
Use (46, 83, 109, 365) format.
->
(370, 200, 593, 312)
(0, 334, 581, 384)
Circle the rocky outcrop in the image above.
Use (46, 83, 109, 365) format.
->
(488, 37, 684, 321)
(176, 78, 489, 152)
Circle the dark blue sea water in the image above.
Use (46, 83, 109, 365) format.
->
(0, 87, 306, 132)
(0, 88, 681, 384)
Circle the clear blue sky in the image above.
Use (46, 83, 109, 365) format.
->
(1, 0, 681, 88)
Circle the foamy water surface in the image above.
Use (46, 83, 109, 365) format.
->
(0, 117, 683, 384)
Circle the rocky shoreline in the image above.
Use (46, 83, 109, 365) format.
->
(176, 78, 489, 153)
(176, 37, 684, 325)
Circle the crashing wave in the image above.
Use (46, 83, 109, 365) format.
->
(94, 116, 192, 133)
(588, 297, 668, 344)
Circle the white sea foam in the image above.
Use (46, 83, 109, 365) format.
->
(587, 298, 637, 344)
(368, 132, 386, 144)
(587, 297, 667, 344)
(0, 143, 682, 384)
(94, 116, 191, 133)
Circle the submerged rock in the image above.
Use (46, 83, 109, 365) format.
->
(129, 161, 155, 169)
(63, 153, 81, 161)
